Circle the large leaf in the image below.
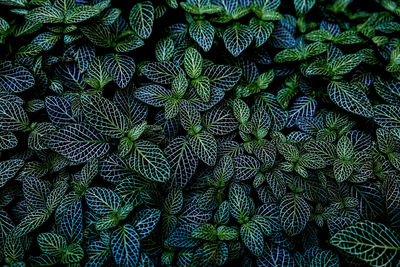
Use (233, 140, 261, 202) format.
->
(142, 61, 183, 84)
(373, 104, 400, 128)
(48, 124, 110, 162)
(327, 81, 373, 118)
(37, 232, 66, 257)
(81, 94, 129, 138)
(223, 23, 253, 57)
(189, 20, 215, 52)
(0, 61, 35, 92)
(13, 209, 51, 238)
(45, 96, 77, 127)
(279, 193, 310, 236)
(85, 187, 122, 216)
(189, 131, 217, 166)
(165, 136, 198, 187)
(240, 221, 264, 256)
(129, 1, 154, 39)
(330, 220, 400, 266)
(132, 208, 161, 239)
(128, 140, 171, 182)
(26, 6, 64, 24)
(111, 224, 140, 266)
(203, 65, 242, 91)
(0, 159, 24, 188)
(0, 99, 29, 131)
(104, 54, 135, 88)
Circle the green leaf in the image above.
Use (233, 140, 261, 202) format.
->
(65, 6, 99, 24)
(184, 47, 203, 79)
(37, 232, 67, 257)
(223, 23, 253, 57)
(330, 220, 400, 266)
(0, 159, 24, 188)
(85, 187, 122, 215)
(26, 6, 64, 24)
(203, 64, 242, 91)
(249, 18, 274, 47)
(328, 54, 364, 75)
(13, 209, 50, 238)
(191, 223, 217, 241)
(189, 20, 215, 52)
(142, 61, 183, 84)
(240, 221, 264, 256)
(132, 208, 161, 239)
(0, 99, 29, 131)
(189, 131, 217, 166)
(327, 81, 373, 117)
(81, 94, 129, 138)
(129, 1, 154, 39)
(155, 38, 174, 62)
(229, 183, 252, 220)
(84, 57, 113, 90)
(294, 0, 316, 14)
(48, 124, 110, 162)
(217, 225, 239, 241)
(373, 104, 400, 128)
(128, 140, 171, 182)
(61, 243, 84, 264)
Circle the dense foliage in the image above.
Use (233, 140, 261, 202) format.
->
(0, 0, 400, 266)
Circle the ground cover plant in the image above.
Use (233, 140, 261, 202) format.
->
(0, 0, 400, 266)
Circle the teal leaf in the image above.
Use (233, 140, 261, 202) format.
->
(128, 140, 171, 182)
(111, 224, 140, 266)
(223, 23, 253, 57)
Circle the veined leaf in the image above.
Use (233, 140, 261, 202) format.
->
(223, 23, 253, 57)
(330, 220, 400, 266)
(0, 61, 34, 93)
(189, 20, 215, 52)
(189, 131, 217, 166)
(279, 193, 310, 236)
(85, 187, 122, 215)
(328, 81, 373, 118)
(104, 54, 135, 88)
(111, 224, 140, 266)
(165, 136, 198, 187)
(129, 1, 154, 39)
(132, 208, 161, 239)
(142, 61, 183, 84)
(37, 232, 66, 257)
(81, 94, 129, 138)
(0, 159, 23, 188)
(128, 140, 171, 182)
(0, 99, 29, 131)
(26, 6, 64, 24)
(48, 124, 110, 162)
(373, 104, 400, 128)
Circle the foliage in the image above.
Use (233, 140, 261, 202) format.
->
(0, 0, 399, 266)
